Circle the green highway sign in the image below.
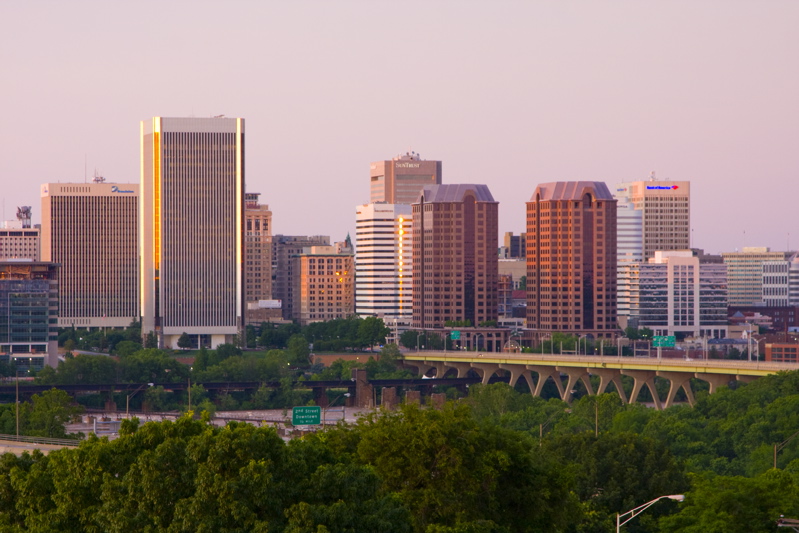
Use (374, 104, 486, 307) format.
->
(292, 406, 321, 425)
(653, 336, 676, 348)
(450, 331, 461, 340)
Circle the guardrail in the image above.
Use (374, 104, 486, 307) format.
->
(0, 434, 82, 447)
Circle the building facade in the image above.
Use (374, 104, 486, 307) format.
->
(140, 117, 244, 349)
(503, 231, 527, 259)
(295, 243, 355, 325)
(355, 203, 412, 323)
(41, 180, 138, 328)
(412, 184, 498, 329)
(0, 206, 40, 261)
(370, 152, 442, 205)
(272, 235, 330, 320)
(618, 251, 728, 339)
(0, 262, 59, 369)
(613, 178, 690, 262)
(526, 181, 618, 337)
(722, 247, 793, 306)
(244, 192, 277, 326)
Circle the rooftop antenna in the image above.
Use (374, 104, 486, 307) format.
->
(93, 169, 105, 183)
(84, 154, 87, 183)
(649, 170, 656, 181)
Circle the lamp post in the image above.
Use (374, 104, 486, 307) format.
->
(417, 332, 424, 353)
(774, 429, 799, 469)
(126, 383, 153, 417)
(323, 392, 350, 429)
(617, 495, 684, 532)
(473, 333, 484, 352)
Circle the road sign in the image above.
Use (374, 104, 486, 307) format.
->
(292, 406, 321, 425)
(450, 331, 461, 340)
(653, 336, 676, 348)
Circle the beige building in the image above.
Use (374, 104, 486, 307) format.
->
(722, 247, 793, 306)
(614, 178, 690, 262)
(41, 180, 139, 328)
(295, 242, 355, 325)
(244, 192, 278, 325)
(0, 206, 40, 261)
(370, 152, 442, 205)
(272, 235, 331, 320)
(140, 117, 244, 349)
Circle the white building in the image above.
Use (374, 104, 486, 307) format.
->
(355, 203, 412, 330)
(762, 252, 799, 306)
(618, 251, 728, 339)
(722, 247, 793, 306)
(41, 180, 139, 328)
(140, 117, 244, 349)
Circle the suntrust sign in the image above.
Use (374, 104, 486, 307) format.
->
(647, 185, 679, 190)
(395, 162, 421, 169)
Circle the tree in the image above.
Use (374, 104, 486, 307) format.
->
(27, 389, 84, 438)
(399, 329, 421, 350)
(287, 334, 311, 368)
(177, 332, 193, 350)
(358, 316, 390, 350)
(144, 331, 158, 349)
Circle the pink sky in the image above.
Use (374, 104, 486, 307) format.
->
(1, 1, 797, 254)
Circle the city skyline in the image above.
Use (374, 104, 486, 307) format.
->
(1, 1, 797, 255)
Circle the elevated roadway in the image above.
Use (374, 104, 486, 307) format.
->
(402, 351, 799, 409)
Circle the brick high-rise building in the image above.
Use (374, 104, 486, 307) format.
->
(140, 117, 244, 349)
(527, 181, 617, 337)
(370, 151, 442, 205)
(412, 184, 498, 329)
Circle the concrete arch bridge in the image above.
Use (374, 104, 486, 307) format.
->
(402, 352, 799, 410)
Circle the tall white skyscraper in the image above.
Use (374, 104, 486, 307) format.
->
(355, 203, 413, 324)
(140, 117, 244, 349)
(41, 179, 139, 328)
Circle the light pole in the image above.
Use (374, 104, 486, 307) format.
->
(417, 332, 424, 352)
(323, 392, 350, 429)
(473, 333, 484, 352)
(617, 495, 684, 532)
(126, 383, 153, 417)
(774, 429, 799, 469)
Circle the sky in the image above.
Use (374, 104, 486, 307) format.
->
(1, 1, 797, 254)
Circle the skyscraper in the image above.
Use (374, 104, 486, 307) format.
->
(370, 152, 442, 205)
(140, 117, 244, 349)
(295, 241, 355, 325)
(527, 181, 617, 337)
(355, 203, 413, 322)
(41, 179, 138, 328)
(412, 184, 498, 329)
(613, 177, 690, 262)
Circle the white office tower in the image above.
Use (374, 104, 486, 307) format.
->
(355, 203, 412, 329)
(722, 247, 794, 306)
(618, 251, 728, 339)
(762, 252, 799, 306)
(141, 117, 244, 349)
(41, 181, 139, 328)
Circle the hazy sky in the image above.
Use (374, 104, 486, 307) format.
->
(1, 1, 797, 254)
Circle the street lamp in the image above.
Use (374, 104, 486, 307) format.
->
(616, 494, 685, 532)
(126, 383, 153, 417)
(417, 332, 424, 353)
(323, 392, 351, 429)
(774, 429, 799, 469)
(473, 333, 484, 352)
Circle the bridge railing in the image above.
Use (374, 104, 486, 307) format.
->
(0, 434, 82, 447)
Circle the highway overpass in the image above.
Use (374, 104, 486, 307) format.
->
(402, 351, 799, 409)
